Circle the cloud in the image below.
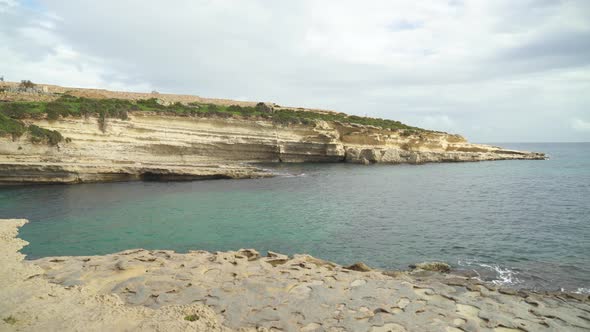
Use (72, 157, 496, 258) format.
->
(0, 3, 152, 91)
(1, 0, 589, 142)
(414, 115, 455, 132)
(387, 20, 423, 31)
(572, 119, 590, 131)
(0, 0, 17, 11)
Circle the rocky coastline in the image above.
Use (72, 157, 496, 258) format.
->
(1, 219, 588, 331)
(0, 84, 545, 185)
(0, 115, 546, 185)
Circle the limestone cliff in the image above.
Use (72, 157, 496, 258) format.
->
(0, 112, 544, 184)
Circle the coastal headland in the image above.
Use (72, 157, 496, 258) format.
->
(1, 219, 588, 331)
(0, 82, 545, 185)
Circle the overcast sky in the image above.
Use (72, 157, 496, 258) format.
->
(1, 0, 589, 142)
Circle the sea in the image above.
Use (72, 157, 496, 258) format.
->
(1, 143, 588, 293)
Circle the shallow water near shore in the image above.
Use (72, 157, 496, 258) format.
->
(1, 143, 589, 293)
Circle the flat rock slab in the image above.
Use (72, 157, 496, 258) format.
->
(33, 248, 590, 331)
(0, 219, 227, 332)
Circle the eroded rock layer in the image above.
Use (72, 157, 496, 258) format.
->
(0, 112, 545, 184)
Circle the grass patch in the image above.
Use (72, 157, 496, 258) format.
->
(0, 94, 426, 135)
(0, 112, 64, 145)
(3, 316, 17, 325)
(28, 124, 63, 145)
(184, 314, 199, 322)
(0, 113, 26, 139)
(0, 102, 45, 119)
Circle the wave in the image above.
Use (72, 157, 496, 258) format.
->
(457, 259, 522, 286)
(271, 170, 307, 178)
(265, 170, 307, 178)
(458, 259, 590, 293)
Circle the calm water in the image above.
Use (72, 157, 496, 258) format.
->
(1, 143, 589, 293)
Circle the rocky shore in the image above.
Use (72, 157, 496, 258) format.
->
(1, 219, 588, 331)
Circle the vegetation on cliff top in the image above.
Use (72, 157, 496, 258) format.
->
(0, 94, 424, 143)
(1, 94, 422, 129)
(0, 113, 63, 145)
(28, 124, 64, 145)
(0, 113, 26, 138)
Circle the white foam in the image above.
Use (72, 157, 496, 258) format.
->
(278, 172, 306, 178)
(457, 259, 522, 286)
(259, 168, 306, 178)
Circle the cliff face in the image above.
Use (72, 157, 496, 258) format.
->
(0, 113, 544, 184)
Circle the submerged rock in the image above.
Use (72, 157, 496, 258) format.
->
(344, 262, 372, 272)
(410, 261, 452, 273)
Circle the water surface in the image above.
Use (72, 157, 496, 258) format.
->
(1, 143, 589, 293)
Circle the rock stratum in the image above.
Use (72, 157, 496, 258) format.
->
(0, 84, 545, 185)
(2, 219, 589, 331)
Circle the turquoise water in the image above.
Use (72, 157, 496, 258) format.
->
(1, 143, 589, 293)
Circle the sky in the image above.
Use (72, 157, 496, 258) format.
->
(1, 0, 589, 142)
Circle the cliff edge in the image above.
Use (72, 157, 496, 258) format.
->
(0, 83, 545, 184)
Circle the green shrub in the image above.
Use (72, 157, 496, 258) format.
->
(98, 111, 107, 132)
(3, 316, 17, 325)
(0, 102, 42, 119)
(46, 108, 60, 120)
(79, 98, 100, 116)
(184, 314, 199, 322)
(28, 124, 63, 145)
(255, 102, 272, 113)
(0, 95, 425, 137)
(45, 101, 76, 119)
(0, 113, 26, 139)
(208, 104, 219, 112)
(137, 98, 166, 110)
(19, 80, 35, 89)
